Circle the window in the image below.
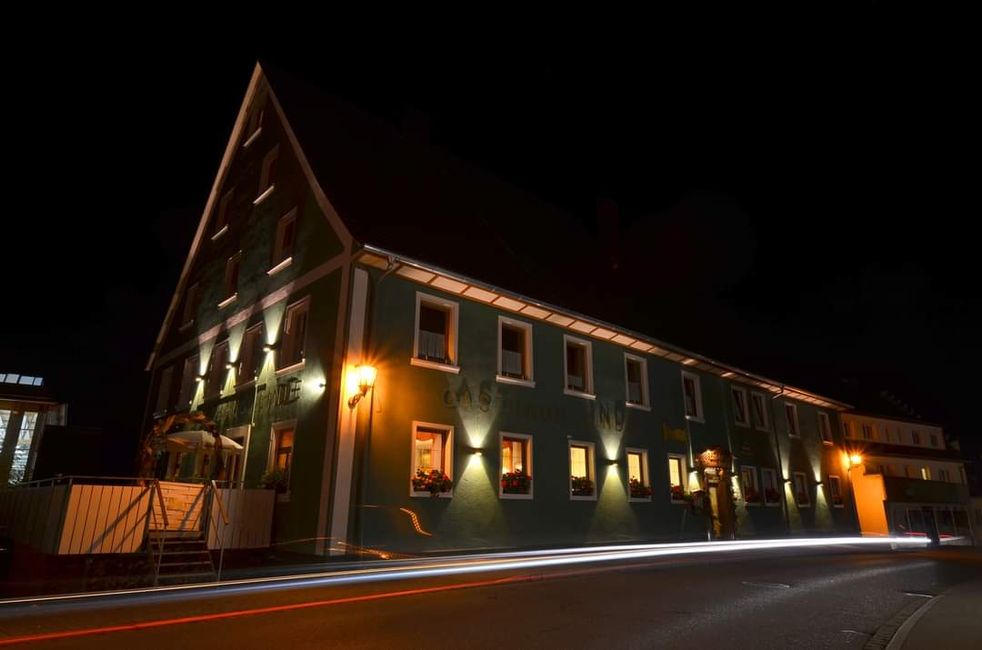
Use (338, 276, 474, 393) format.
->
(668, 454, 688, 502)
(279, 300, 309, 370)
(792, 472, 810, 507)
(270, 423, 295, 494)
(761, 468, 780, 505)
(750, 392, 769, 430)
(155, 366, 174, 413)
(937, 468, 950, 482)
(741, 466, 760, 503)
(221, 253, 241, 306)
(784, 403, 800, 436)
(564, 336, 594, 397)
(681, 371, 703, 420)
(817, 412, 832, 444)
(270, 208, 297, 273)
(626, 448, 651, 500)
(862, 424, 873, 441)
(213, 188, 233, 238)
(412, 293, 459, 371)
(624, 355, 649, 408)
(9, 412, 38, 483)
(207, 341, 229, 399)
(244, 106, 264, 146)
(411, 422, 453, 497)
(920, 466, 931, 480)
(0, 410, 9, 453)
(500, 432, 532, 498)
(179, 355, 199, 406)
(238, 324, 264, 385)
(842, 420, 852, 438)
(256, 145, 279, 203)
(569, 441, 596, 499)
(181, 283, 200, 328)
(731, 387, 749, 426)
(828, 475, 844, 507)
(497, 317, 533, 385)
(929, 433, 939, 448)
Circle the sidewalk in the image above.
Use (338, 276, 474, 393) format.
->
(897, 579, 982, 649)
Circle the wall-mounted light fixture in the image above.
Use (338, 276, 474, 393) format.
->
(195, 375, 205, 383)
(348, 364, 378, 408)
(848, 453, 863, 467)
(468, 447, 483, 456)
(263, 342, 277, 353)
(225, 362, 235, 370)
(607, 459, 619, 466)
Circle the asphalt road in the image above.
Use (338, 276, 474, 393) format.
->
(1, 545, 979, 649)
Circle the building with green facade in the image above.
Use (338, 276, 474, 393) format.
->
(145, 63, 860, 556)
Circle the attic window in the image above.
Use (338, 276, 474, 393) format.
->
(243, 108, 264, 148)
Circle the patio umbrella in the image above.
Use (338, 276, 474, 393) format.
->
(165, 430, 243, 451)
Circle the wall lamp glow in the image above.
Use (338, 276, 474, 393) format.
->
(348, 364, 378, 408)
(195, 375, 205, 383)
(607, 459, 619, 466)
(263, 343, 277, 353)
(468, 447, 483, 456)
(848, 454, 863, 466)
(225, 362, 235, 370)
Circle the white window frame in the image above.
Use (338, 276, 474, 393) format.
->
(411, 292, 460, 373)
(277, 298, 309, 374)
(740, 465, 760, 504)
(237, 323, 264, 389)
(219, 252, 241, 309)
(179, 354, 199, 406)
(842, 420, 852, 438)
(268, 419, 296, 501)
(269, 208, 297, 275)
(792, 471, 810, 507)
(668, 453, 688, 503)
(499, 431, 533, 500)
(731, 386, 750, 427)
(828, 474, 844, 508)
(207, 340, 229, 399)
(784, 402, 800, 437)
(496, 316, 534, 387)
(626, 447, 651, 502)
(862, 423, 874, 441)
(681, 371, 704, 422)
(761, 467, 781, 507)
(911, 430, 921, 445)
(243, 106, 264, 148)
(255, 145, 279, 204)
(568, 440, 597, 501)
(212, 188, 233, 240)
(155, 365, 173, 414)
(411, 421, 454, 498)
(563, 335, 595, 399)
(180, 282, 200, 330)
(817, 412, 833, 445)
(750, 391, 770, 430)
(623, 354, 650, 410)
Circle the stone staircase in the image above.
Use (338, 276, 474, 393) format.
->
(149, 532, 218, 585)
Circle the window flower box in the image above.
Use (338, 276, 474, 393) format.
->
(412, 468, 452, 497)
(629, 477, 652, 499)
(501, 469, 531, 495)
(670, 484, 689, 502)
(570, 475, 594, 497)
(831, 495, 844, 507)
(743, 487, 760, 505)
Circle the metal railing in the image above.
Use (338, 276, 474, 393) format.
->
(208, 480, 229, 580)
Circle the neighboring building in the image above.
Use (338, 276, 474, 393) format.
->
(841, 412, 973, 542)
(0, 373, 66, 485)
(144, 63, 860, 556)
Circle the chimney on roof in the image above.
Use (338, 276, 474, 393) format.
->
(596, 198, 621, 272)
(402, 106, 430, 146)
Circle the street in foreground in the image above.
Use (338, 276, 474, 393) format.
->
(0, 543, 979, 649)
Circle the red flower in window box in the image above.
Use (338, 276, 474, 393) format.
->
(743, 487, 760, 504)
(570, 475, 594, 497)
(412, 468, 452, 496)
(764, 487, 780, 504)
(670, 484, 688, 501)
(501, 469, 531, 495)
(629, 477, 652, 499)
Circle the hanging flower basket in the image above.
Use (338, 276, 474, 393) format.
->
(570, 475, 594, 497)
(412, 468, 452, 496)
(629, 477, 652, 499)
(501, 469, 531, 495)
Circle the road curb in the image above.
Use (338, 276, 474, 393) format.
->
(864, 595, 941, 650)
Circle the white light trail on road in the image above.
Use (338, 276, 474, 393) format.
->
(0, 536, 929, 609)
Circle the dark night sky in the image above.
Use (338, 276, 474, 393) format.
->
(4, 23, 978, 472)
